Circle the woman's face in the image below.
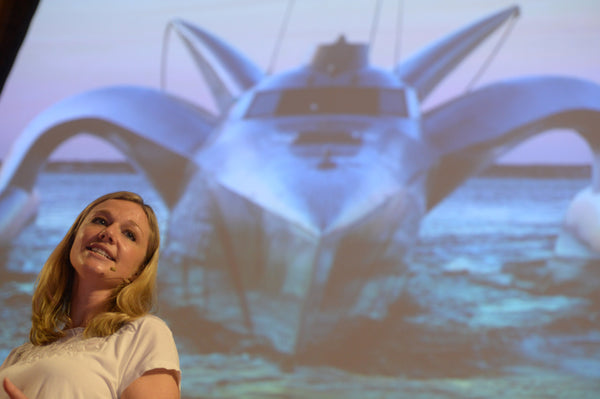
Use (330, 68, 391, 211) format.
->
(69, 199, 151, 288)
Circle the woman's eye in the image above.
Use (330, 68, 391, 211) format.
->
(92, 217, 107, 225)
(125, 231, 136, 242)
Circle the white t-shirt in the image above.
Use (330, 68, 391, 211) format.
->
(0, 314, 180, 398)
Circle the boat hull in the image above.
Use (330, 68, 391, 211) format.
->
(167, 172, 425, 354)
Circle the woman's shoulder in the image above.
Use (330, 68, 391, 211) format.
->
(116, 316, 181, 394)
(129, 314, 171, 329)
(119, 314, 175, 341)
(1, 342, 30, 369)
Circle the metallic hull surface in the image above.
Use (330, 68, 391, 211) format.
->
(169, 121, 427, 353)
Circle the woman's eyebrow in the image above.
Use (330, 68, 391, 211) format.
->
(123, 220, 142, 232)
(90, 209, 111, 219)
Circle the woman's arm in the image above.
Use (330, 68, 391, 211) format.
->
(121, 369, 180, 399)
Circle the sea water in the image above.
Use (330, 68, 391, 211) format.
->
(1, 169, 598, 398)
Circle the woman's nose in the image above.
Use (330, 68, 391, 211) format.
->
(99, 225, 116, 242)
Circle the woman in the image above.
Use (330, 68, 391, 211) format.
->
(0, 191, 180, 398)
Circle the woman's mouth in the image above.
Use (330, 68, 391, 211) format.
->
(87, 245, 115, 261)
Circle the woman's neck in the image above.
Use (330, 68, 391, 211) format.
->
(69, 277, 113, 328)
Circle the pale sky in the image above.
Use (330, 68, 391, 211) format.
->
(1, 0, 599, 164)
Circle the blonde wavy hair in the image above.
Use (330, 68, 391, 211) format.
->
(29, 191, 161, 345)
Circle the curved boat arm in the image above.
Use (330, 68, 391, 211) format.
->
(0, 85, 217, 243)
(422, 75, 600, 210)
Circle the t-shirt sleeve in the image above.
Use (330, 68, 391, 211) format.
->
(117, 315, 181, 396)
(0, 345, 23, 369)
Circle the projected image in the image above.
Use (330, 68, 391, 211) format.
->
(1, 1, 599, 398)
